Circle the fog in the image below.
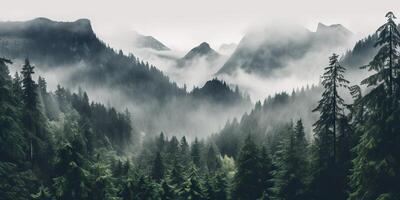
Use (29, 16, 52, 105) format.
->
(127, 22, 361, 102)
(2, 16, 380, 140)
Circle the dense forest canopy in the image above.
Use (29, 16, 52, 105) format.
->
(1, 11, 400, 200)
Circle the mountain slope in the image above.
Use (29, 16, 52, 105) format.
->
(177, 42, 220, 67)
(0, 18, 251, 136)
(217, 23, 352, 76)
(0, 18, 184, 102)
(190, 78, 248, 105)
(132, 31, 170, 51)
(341, 34, 378, 68)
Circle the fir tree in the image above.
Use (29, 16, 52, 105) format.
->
(313, 53, 349, 163)
(191, 138, 202, 169)
(151, 151, 165, 182)
(272, 121, 309, 200)
(206, 145, 221, 173)
(160, 179, 175, 200)
(311, 53, 349, 200)
(349, 11, 400, 200)
(177, 164, 205, 200)
(233, 135, 264, 200)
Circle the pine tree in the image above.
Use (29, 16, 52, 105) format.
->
(313, 53, 349, 163)
(259, 146, 273, 199)
(0, 58, 26, 163)
(169, 158, 185, 188)
(152, 151, 165, 182)
(157, 132, 166, 152)
(0, 57, 34, 200)
(166, 136, 180, 166)
(179, 136, 190, 167)
(311, 53, 349, 200)
(21, 58, 44, 166)
(89, 163, 116, 200)
(177, 164, 205, 200)
(213, 171, 229, 200)
(206, 145, 221, 173)
(161, 179, 175, 200)
(349, 12, 400, 200)
(53, 140, 89, 200)
(191, 138, 202, 169)
(12, 72, 23, 104)
(233, 135, 264, 200)
(272, 121, 309, 200)
(21, 59, 38, 112)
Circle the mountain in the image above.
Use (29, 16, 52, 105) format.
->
(315, 23, 352, 39)
(341, 34, 378, 68)
(190, 78, 248, 104)
(0, 18, 183, 100)
(176, 42, 221, 67)
(132, 31, 170, 51)
(0, 18, 251, 136)
(217, 23, 352, 76)
(0, 17, 98, 66)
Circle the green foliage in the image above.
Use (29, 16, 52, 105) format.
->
(233, 135, 273, 200)
(271, 120, 309, 200)
(349, 12, 400, 200)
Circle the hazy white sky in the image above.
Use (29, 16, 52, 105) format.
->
(1, 0, 400, 51)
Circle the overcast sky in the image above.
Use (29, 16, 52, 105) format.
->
(1, 0, 400, 51)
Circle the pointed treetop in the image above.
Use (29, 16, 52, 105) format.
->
(386, 11, 396, 19)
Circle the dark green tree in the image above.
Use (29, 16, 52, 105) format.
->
(206, 145, 221, 173)
(191, 138, 202, 169)
(160, 179, 175, 200)
(151, 151, 165, 182)
(349, 11, 400, 200)
(311, 53, 349, 200)
(272, 121, 309, 200)
(233, 135, 265, 200)
(177, 164, 205, 200)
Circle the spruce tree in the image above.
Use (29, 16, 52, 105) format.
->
(206, 145, 221, 173)
(311, 53, 349, 200)
(271, 122, 308, 200)
(0, 58, 26, 163)
(21, 59, 38, 112)
(161, 179, 175, 200)
(191, 138, 202, 169)
(233, 135, 264, 200)
(151, 151, 165, 182)
(313, 53, 349, 163)
(349, 11, 400, 200)
(179, 136, 190, 167)
(177, 164, 205, 200)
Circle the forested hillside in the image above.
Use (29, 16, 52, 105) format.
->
(0, 18, 251, 136)
(1, 11, 400, 200)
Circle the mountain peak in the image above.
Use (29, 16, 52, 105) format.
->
(198, 42, 211, 49)
(176, 42, 220, 68)
(182, 42, 218, 60)
(316, 23, 352, 35)
(132, 31, 170, 51)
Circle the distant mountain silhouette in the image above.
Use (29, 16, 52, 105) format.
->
(176, 42, 220, 68)
(0, 17, 252, 136)
(0, 18, 184, 102)
(217, 23, 352, 76)
(0, 18, 246, 105)
(132, 31, 170, 51)
(190, 78, 248, 104)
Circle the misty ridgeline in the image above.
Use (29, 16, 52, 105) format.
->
(1, 11, 400, 200)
